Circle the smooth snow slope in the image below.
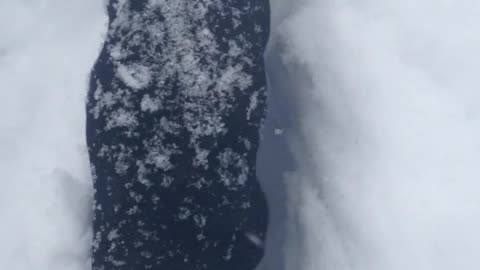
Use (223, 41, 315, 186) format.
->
(270, 0, 480, 269)
(0, 1, 106, 270)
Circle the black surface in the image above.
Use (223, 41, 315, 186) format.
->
(86, 1, 270, 269)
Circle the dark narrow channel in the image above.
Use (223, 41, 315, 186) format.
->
(256, 34, 304, 270)
(86, 1, 271, 269)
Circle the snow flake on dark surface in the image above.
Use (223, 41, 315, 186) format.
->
(86, 0, 270, 269)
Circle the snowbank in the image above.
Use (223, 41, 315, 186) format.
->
(270, 0, 480, 269)
(0, 1, 106, 270)
(4, 1, 480, 269)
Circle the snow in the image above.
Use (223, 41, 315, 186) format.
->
(117, 63, 152, 90)
(247, 91, 259, 120)
(274, 128, 284, 136)
(140, 94, 161, 112)
(269, 0, 480, 269)
(0, 1, 106, 270)
(5, 1, 480, 270)
(245, 232, 264, 248)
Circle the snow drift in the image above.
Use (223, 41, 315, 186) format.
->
(0, 1, 106, 269)
(269, 0, 480, 269)
(4, 1, 480, 270)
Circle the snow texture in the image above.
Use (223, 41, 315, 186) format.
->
(4, 1, 480, 270)
(0, 1, 106, 270)
(268, 0, 480, 269)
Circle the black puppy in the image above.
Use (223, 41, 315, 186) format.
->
(86, 1, 270, 269)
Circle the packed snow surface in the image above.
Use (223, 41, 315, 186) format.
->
(270, 0, 480, 269)
(0, 1, 106, 269)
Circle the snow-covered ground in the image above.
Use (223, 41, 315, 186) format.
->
(269, 0, 480, 269)
(0, 1, 106, 269)
(3, 1, 480, 270)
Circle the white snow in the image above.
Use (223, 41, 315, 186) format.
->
(270, 0, 480, 269)
(0, 1, 106, 270)
(140, 94, 161, 112)
(5, 1, 480, 270)
(245, 232, 264, 248)
(117, 63, 152, 90)
(246, 91, 259, 120)
(106, 108, 138, 130)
